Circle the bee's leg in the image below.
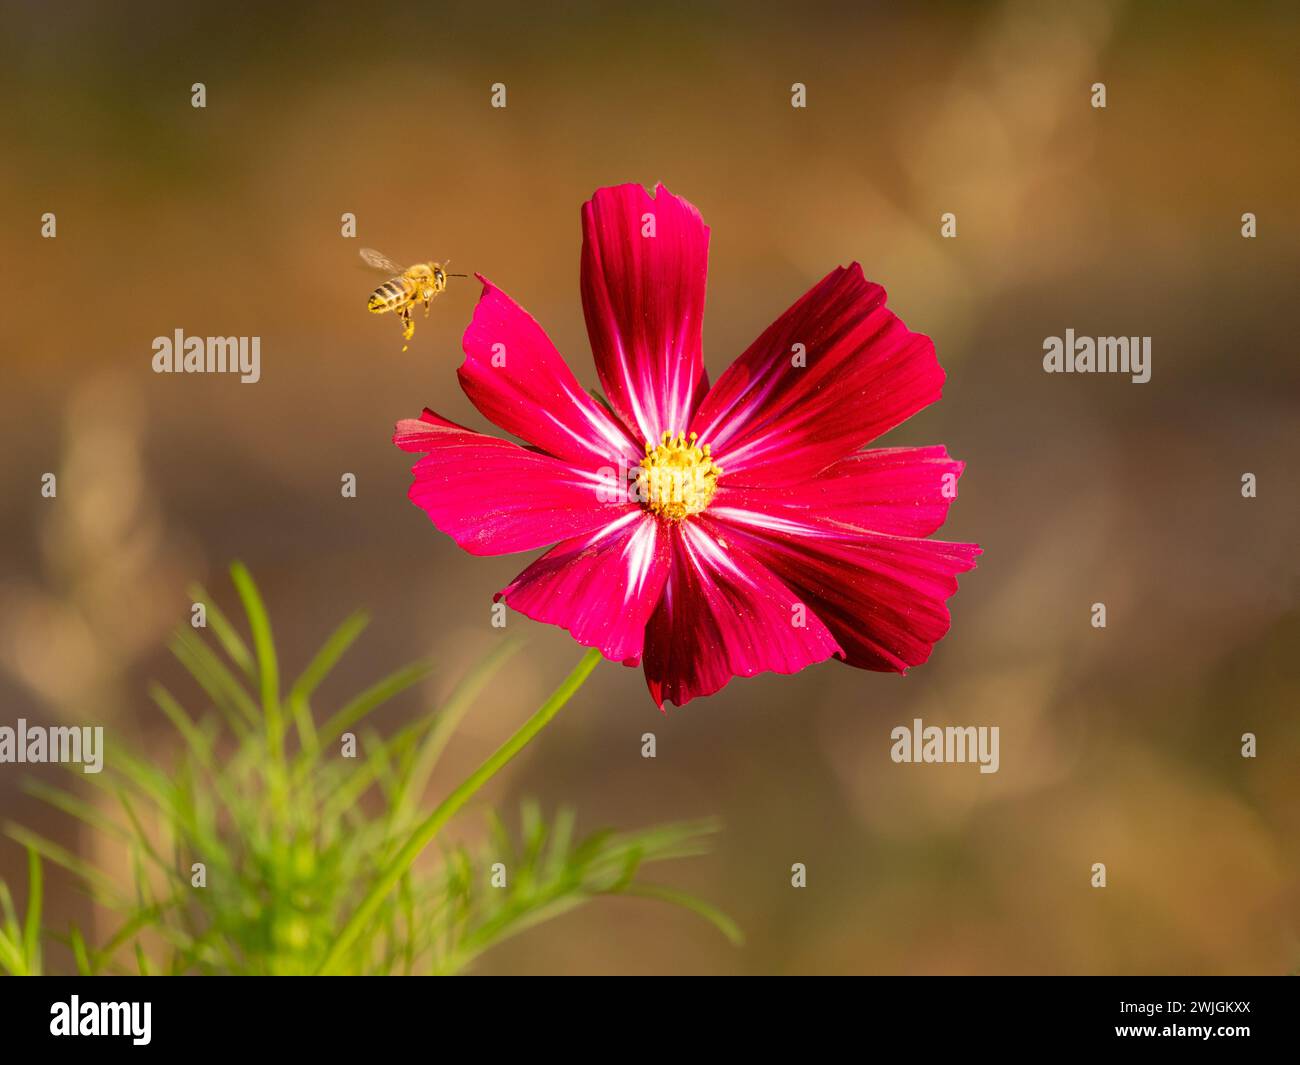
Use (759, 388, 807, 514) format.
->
(400, 307, 415, 341)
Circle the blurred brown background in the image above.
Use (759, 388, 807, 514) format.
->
(0, 0, 1296, 973)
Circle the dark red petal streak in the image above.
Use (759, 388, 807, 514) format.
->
(581, 183, 710, 443)
(460, 276, 640, 467)
(497, 511, 670, 664)
(642, 519, 842, 708)
(394, 408, 633, 556)
(691, 265, 944, 485)
(716, 446, 966, 538)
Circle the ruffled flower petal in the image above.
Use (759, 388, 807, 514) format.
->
(690, 265, 944, 485)
(711, 507, 980, 672)
(581, 183, 710, 444)
(497, 511, 670, 664)
(395, 408, 633, 556)
(642, 519, 842, 708)
(460, 276, 641, 467)
(715, 446, 966, 538)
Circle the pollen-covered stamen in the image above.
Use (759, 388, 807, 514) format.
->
(636, 430, 722, 521)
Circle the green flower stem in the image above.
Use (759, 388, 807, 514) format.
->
(317, 645, 603, 975)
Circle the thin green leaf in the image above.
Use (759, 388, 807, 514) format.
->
(619, 883, 745, 946)
(170, 630, 258, 734)
(0, 928, 26, 975)
(25, 779, 129, 841)
(5, 825, 119, 901)
(187, 581, 256, 679)
(289, 610, 370, 705)
(0, 880, 19, 939)
(303, 659, 435, 772)
(151, 683, 216, 770)
(286, 609, 370, 758)
(229, 562, 283, 764)
(68, 924, 93, 975)
(24, 847, 42, 975)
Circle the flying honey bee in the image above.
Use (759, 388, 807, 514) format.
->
(360, 248, 466, 350)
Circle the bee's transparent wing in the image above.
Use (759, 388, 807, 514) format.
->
(359, 248, 406, 273)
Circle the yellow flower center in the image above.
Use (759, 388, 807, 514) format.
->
(636, 431, 722, 521)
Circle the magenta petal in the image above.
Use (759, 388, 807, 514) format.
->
(716, 446, 966, 538)
(642, 519, 842, 708)
(690, 265, 944, 485)
(713, 509, 980, 672)
(498, 511, 670, 663)
(581, 183, 710, 443)
(394, 408, 633, 556)
(460, 276, 640, 467)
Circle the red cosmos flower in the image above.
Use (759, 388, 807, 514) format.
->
(395, 184, 979, 708)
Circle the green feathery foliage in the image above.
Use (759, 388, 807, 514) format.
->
(0, 562, 739, 975)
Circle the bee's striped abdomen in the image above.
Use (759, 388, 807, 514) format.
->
(368, 278, 413, 313)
